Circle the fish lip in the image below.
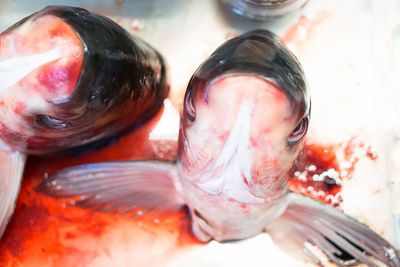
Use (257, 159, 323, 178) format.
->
(187, 29, 310, 122)
(203, 72, 296, 107)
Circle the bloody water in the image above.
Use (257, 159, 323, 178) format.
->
(0, 12, 379, 265)
(0, 100, 377, 266)
(290, 137, 377, 207)
(0, 107, 200, 267)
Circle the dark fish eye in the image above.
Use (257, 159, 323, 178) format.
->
(288, 117, 308, 144)
(36, 114, 69, 129)
(185, 90, 196, 121)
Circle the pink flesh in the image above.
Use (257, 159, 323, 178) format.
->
(0, 15, 84, 102)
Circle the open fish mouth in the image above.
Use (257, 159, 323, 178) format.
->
(0, 9, 85, 152)
(178, 74, 300, 204)
(0, 4, 170, 242)
(0, 6, 169, 154)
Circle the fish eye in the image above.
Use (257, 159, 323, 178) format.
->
(36, 114, 69, 129)
(185, 90, 196, 121)
(288, 117, 308, 144)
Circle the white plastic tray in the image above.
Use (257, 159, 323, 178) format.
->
(1, 1, 399, 266)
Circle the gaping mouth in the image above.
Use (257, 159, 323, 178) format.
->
(179, 74, 300, 204)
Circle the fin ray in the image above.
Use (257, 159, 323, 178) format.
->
(0, 143, 26, 239)
(266, 192, 400, 267)
(36, 160, 184, 213)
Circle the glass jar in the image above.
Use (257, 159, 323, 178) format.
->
(222, 0, 309, 20)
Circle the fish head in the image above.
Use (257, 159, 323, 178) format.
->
(0, 6, 168, 154)
(0, 8, 88, 153)
(177, 30, 310, 203)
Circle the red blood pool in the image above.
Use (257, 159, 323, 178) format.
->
(0, 107, 201, 267)
(290, 137, 378, 206)
(290, 141, 342, 206)
(13, 102, 27, 115)
(0, 65, 376, 266)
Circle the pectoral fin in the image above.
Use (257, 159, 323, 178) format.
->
(36, 161, 184, 214)
(0, 143, 26, 239)
(266, 192, 400, 267)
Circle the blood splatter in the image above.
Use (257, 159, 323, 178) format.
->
(0, 107, 199, 267)
(280, 11, 329, 53)
(290, 137, 378, 206)
(129, 18, 144, 32)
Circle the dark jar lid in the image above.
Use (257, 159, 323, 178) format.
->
(222, 0, 309, 20)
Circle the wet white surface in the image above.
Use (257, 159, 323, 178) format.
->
(1, 0, 400, 266)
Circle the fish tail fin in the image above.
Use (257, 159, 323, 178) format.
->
(0, 143, 26, 239)
(266, 192, 400, 267)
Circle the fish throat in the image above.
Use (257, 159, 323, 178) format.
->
(195, 100, 264, 204)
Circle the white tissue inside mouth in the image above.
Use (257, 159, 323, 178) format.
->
(0, 48, 62, 92)
(197, 100, 264, 204)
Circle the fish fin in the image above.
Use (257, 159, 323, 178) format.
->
(35, 160, 185, 214)
(266, 192, 400, 267)
(0, 143, 26, 239)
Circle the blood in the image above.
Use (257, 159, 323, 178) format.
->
(13, 101, 26, 114)
(0, 205, 50, 258)
(280, 11, 329, 53)
(289, 137, 378, 207)
(290, 141, 342, 206)
(0, 107, 378, 266)
(225, 32, 240, 40)
(281, 15, 313, 45)
(0, 106, 200, 267)
(37, 62, 81, 96)
(129, 18, 144, 32)
(48, 26, 71, 39)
